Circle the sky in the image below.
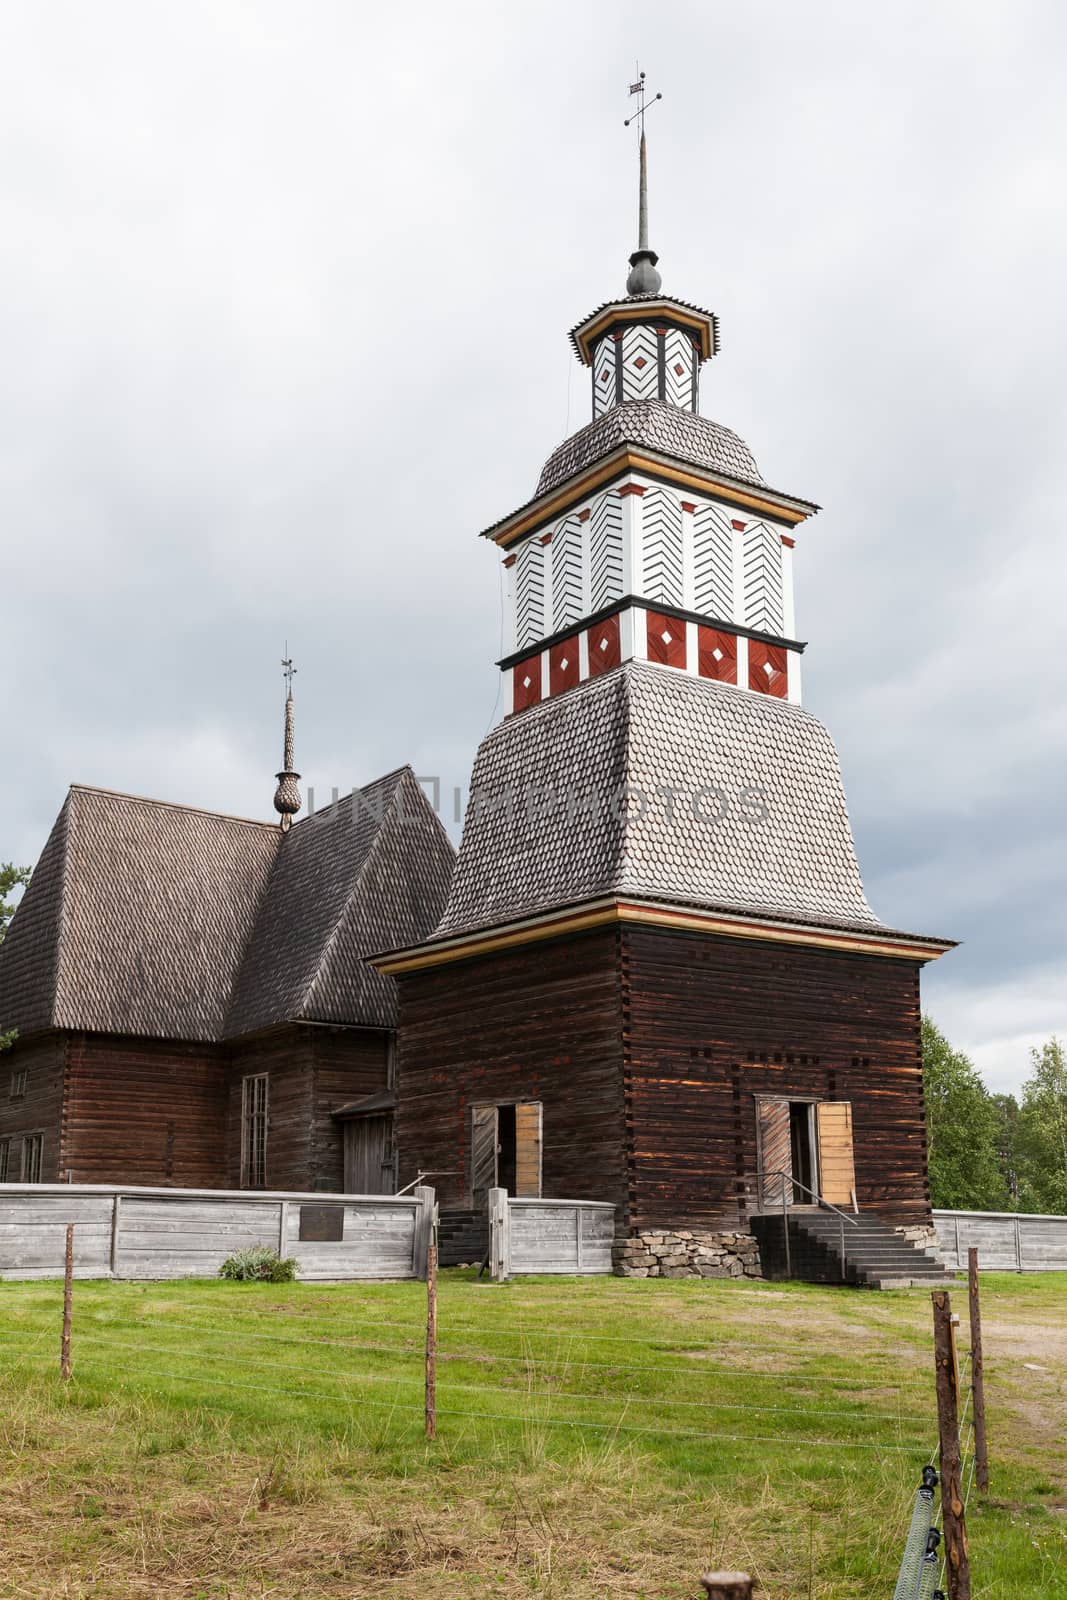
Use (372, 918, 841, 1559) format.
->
(2, 1, 1064, 1094)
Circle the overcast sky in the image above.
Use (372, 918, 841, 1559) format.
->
(3, 1, 1064, 1093)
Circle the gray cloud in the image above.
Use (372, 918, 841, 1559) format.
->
(3, 0, 1064, 1092)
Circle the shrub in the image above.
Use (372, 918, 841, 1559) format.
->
(218, 1247, 296, 1283)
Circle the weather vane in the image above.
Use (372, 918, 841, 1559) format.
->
(624, 68, 662, 135)
(281, 643, 296, 693)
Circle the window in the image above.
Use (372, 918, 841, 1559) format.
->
(241, 1074, 268, 1188)
(0, 1139, 9, 1182)
(9, 1070, 26, 1100)
(21, 1134, 43, 1184)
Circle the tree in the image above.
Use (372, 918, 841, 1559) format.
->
(992, 1092, 1023, 1204)
(0, 862, 31, 1052)
(922, 1015, 1009, 1210)
(1017, 1038, 1067, 1215)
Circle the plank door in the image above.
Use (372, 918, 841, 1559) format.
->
(471, 1105, 498, 1205)
(344, 1115, 395, 1195)
(757, 1099, 793, 1208)
(816, 1102, 857, 1208)
(514, 1102, 543, 1198)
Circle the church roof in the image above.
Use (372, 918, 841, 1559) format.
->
(536, 399, 765, 497)
(0, 770, 453, 1044)
(431, 661, 944, 949)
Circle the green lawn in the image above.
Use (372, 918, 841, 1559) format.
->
(0, 1271, 1063, 1598)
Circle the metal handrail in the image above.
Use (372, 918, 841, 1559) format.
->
(755, 1168, 860, 1226)
(755, 1168, 858, 1283)
(393, 1170, 460, 1198)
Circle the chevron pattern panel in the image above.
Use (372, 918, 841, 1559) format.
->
(742, 521, 785, 636)
(550, 514, 583, 631)
(589, 493, 624, 611)
(663, 327, 697, 409)
(641, 486, 684, 607)
(619, 324, 660, 403)
(515, 537, 546, 649)
(592, 335, 617, 418)
(692, 501, 735, 621)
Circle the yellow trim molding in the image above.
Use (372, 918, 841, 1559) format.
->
(374, 897, 954, 975)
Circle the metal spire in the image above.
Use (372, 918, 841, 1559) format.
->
(624, 70, 663, 296)
(273, 647, 302, 831)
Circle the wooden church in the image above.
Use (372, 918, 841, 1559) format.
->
(378, 115, 955, 1278)
(1, 110, 954, 1282)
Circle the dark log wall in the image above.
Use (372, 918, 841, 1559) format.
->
(394, 928, 627, 1209)
(308, 1028, 390, 1191)
(0, 1035, 67, 1181)
(64, 1033, 226, 1187)
(622, 925, 930, 1231)
(226, 1025, 391, 1191)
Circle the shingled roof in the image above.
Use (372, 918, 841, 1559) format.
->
(536, 400, 766, 497)
(0, 770, 454, 1043)
(432, 661, 941, 946)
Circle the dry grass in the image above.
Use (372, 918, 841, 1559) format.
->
(0, 1271, 1064, 1598)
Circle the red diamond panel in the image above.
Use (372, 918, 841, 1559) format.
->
(748, 640, 788, 699)
(697, 625, 738, 684)
(549, 638, 580, 697)
(633, 356, 648, 369)
(512, 658, 542, 713)
(587, 614, 621, 677)
(645, 610, 687, 670)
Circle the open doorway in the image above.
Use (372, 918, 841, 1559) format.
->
(757, 1097, 819, 1208)
(789, 1101, 816, 1201)
(471, 1101, 542, 1205)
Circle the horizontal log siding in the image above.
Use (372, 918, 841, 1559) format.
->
(394, 929, 627, 1210)
(622, 925, 930, 1231)
(226, 1030, 315, 1190)
(64, 1033, 226, 1187)
(309, 1029, 391, 1192)
(0, 1034, 66, 1181)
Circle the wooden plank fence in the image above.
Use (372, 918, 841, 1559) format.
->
(933, 1208, 1067, 1272)
(488, 1190, 615, 1279)
(0, 1183, 435, 1282)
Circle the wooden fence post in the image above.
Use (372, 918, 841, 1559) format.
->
(425, 1223, 438, 1440)
(932, 1290, 970, 1600)
(488, 1187, 510, 1281)
(700, 1574, 753, 1599)
(412, 1185, 435, 1281)
(109, 1193, 122, 1279)
(967, 1248, 989, 1492)
(61, 1223, 74, 1381)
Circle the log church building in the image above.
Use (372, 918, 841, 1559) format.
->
(0, 114, 954, 1281)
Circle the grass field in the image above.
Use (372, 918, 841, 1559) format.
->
(0, 1270, 1064, 1598)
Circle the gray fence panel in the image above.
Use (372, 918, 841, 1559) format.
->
(501, 1197, 616, 1277)
(0, 1185, 431, 1282)
(933, 1209, 1067, 1271)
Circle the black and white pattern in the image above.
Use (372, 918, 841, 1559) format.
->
(693, 501, 735, 620)
(663, 327, 697, 410)
(550, 514, 583, 631)
(589, 493, 624, 611)
(515, 536, 546, 649)
(743, 521, 785, 636)
(619, 325, 660, 403)
(591, 335, 617, 419)
(640, 486, 684, 607)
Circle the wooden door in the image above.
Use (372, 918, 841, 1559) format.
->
(514, 1102, 542, 1198)
(343, 1114, 395, 1195)
(471, 1105, 498, 1205)
(816, 1102, 857, 1208)
(757, 1099, 792, 1208)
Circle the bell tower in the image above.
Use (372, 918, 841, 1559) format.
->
(491, 90, 816, 718)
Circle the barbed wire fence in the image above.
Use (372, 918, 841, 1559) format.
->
(7, 1227, 991, 1598)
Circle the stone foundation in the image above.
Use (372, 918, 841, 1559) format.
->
(613, 1229, 762, 1279)
(895, 1223, 942, 1257)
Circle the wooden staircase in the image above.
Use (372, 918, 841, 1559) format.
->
(752, 1210, 956, 1289)
(437, 1208, 489, 1268)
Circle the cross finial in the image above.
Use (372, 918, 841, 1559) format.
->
(623, 70, 663, 296)
(273, 643, 301, 830)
